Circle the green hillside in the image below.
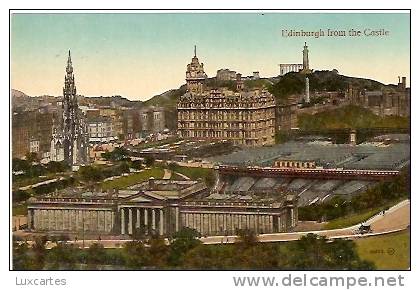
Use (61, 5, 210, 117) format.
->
(269, 70, 386, 101)
(298, 105, 409, 130)
(143, 70, 395, 109)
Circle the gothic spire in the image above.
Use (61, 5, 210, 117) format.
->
(194, 45, 196, 57)
(66, 50, 73, 74)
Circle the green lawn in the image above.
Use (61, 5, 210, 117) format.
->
(172, 166, 213, 180)
(298, 105, 409, 130)
(324, 207, 386, 230)
(356, 230, 410, 270)
(100, 167, 164, 190)
(323, 199, 405, 230)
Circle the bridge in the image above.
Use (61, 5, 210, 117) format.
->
(216, 165, 399, 181)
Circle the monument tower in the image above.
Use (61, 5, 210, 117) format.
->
(301, 42, 312, 103)
(51, 50, 89, 169)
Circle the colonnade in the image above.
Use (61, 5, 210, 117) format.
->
(120, 207, 166, 236)
(279, 64, 303, 76)
(28, 208, 115, 233)
(180, 211, 291, 236)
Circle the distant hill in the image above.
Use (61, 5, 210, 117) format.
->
(11, 89, 34, 109)
(269, 70, 386, 102)
(11, 89, 144, 110)
(143, 70, 392, 108)
(79, 95, 143, 108)
(11, 89, 29, 99)
(143, 77, 274, 108)
(144, 85, 187, 108)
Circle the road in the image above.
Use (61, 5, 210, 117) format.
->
(18, 200, 410, 249)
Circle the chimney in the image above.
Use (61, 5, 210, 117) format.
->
(148, 177, 155, 189)
(402, 77, 406, 89)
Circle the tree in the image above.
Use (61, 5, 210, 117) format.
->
(46, 242, 78, 270)
(122, 241, 150, 269)
(85, 243, 107, 269)
(144, 156, 155, 168)
(31, 235, 48, 270)
(148, 235, 169, 269)
(167, 162, 178, 171)
(102, 147, 130, 161)
(25, 152, 39, 163)
(237, 244, 280, 269)
(204, 171, 216, 187)
(78, 166, 103, 182)
(45, 161, 69, 173)
(12, 158, 30, 172)
(13, 241, 31, 270)
(235, 229, 258, 249)
(286, 234, 375, 270)
(130, 160, 143, 170)
(168, 227, 202, 267)
(12, 190, 30, 203)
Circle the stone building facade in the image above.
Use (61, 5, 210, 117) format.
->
(177, 48, 276, 146)
(87, 116, 118, 143)
(140, 107, 177, 136)
(346, 77, 410, 117)
(12, 110, 55, 159)
(26, 179, 297, 237)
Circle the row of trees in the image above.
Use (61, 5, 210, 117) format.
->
(12, 177, 76, 203)
(299, 170, 410, 221)
(13, 229, 375, 270)
(13, 156, 70, 180)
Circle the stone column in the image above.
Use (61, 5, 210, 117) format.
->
(269, 215, 273, 233)
(159, 209, 164, 235)
(102, 211, 106, 232)
(230, 214, 234, 235)
(33, 210, 38, 230)
(223, 214, 227, 234)
(128, 208, 133, 235)
(62, 210, 66, 231)
(47, 210, 52, 231)
(136, 209, 140, 229)
(75, 210, 80, 232)
(152, 209, 156, 231)
(175, 207, 179, 232)
(144, 208, 148, 234)
(262, 215, 267, 233)
(121, 208, 125, 235)
(95, 211, 100, 232)
(111, 211, 115, 233)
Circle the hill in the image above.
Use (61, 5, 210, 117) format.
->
(143, 70, 392, 108)
(269, 70, 386, 101)
(298, 105, 409, 130)
(144, 77, 273, 108)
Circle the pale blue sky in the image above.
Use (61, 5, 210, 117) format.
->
(11, 13, 410, 100)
